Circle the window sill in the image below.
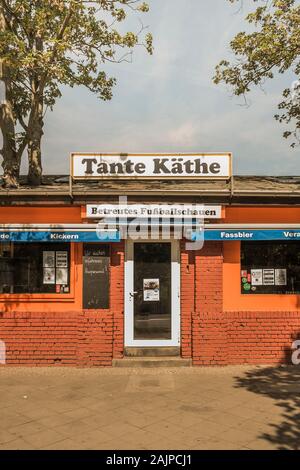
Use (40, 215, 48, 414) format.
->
(0, 293, 75, 302)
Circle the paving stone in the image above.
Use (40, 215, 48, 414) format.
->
(43, 438, 89, 450)
(23, 429, 66, 449)
(103, 422, 141, 439)
(0, 365, 291, 450)
(0, 438, 36, 450)
(70, 429, 111, 449)
(8, 421, 48, 440)
(53, 419, 99, 438)
(0, 430, 19, 445)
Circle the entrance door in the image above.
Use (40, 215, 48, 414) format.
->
(125, 240, 180, 347)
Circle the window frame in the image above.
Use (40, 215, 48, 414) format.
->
(0, 243, 76, 302)
(240, 240, 300, 295)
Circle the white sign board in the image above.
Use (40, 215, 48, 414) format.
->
(275, 269, 287, 286)
(251, 269, 263, 286)
(56, 251, 68, 268)
(263, 269, 275, 285)
(86, 204, 222, 219)
(71, 153, 231, 179)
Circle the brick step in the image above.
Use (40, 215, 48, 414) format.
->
(124, 347, 180, 357)
(112, 357, 192, 368)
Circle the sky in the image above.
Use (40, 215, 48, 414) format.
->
(19, 0, 300, 175)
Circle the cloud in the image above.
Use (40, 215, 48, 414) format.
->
(167, 122, 199, 147)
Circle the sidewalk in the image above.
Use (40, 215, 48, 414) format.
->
(0, 365, 298, 450)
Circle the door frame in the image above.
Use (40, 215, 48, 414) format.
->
(124, 239, 181, 347)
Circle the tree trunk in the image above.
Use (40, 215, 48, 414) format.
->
(27, 115, 43, 186)
(0, 92, 19, 188)
(27, 29, 44, 187)
(0, 7, 19, 188)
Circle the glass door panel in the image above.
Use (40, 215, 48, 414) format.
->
(133, 243, 171, 340)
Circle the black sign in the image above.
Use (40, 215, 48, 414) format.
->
(83, 244, 110, 309)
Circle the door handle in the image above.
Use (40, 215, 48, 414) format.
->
(130, 291, 138, 297)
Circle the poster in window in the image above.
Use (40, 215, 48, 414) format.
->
(263, 269, 275, 285)
(56, 251, 68, 268)
(243, 283, 251, 291)
(275, 269, 287, 286)
(251, 269, 263, 286)
(43, 267, 55, 284)
(1, 243, 11, 257)
(56, 268, 68, 285)
(43, 251, 55, 267)
(143, 279, 160, 302)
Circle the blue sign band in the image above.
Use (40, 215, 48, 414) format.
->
(0, 231, 121, 242)
(1, 229, 300, 243)
(192, 230, 300, 241)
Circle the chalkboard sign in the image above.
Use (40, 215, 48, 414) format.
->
(83, 244, 110, 309)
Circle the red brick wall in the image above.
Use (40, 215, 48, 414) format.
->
(1, 239, 300, 366)
(191, 242, 300, 366)
(225, 311, 300, 364)
(192, 242, 225, 365)
(180, 242, 195, 358)
(78, 311, 114, 366)
(0, 242, 124, 367)
(191, 311, 300, 365)
(0, 310, 116, 366)
(0, 311, 79, 366)
(111, 242, 125, 359)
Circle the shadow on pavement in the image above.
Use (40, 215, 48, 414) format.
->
(234, 347, 300, 450)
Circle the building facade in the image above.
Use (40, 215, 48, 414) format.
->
(1, 154, 300, 366)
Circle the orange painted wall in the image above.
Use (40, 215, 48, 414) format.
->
(225, 206, 300, 224)
(0, 206, 82, 223)
(0, 206, 82, 311)
(223, 206, 300, 310)
(0, 242, 125, 313)
(7, 205, 299, 225)
(0, 206, 122, 312)
(0, 244, 81, 312)
(1, 205, 300, 312)
(223, 241, 300, 311)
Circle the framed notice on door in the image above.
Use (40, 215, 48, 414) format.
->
(143, 279, 160, 302)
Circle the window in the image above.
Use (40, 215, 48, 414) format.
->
(0, 243, 70, 294)
(241, 241, 300, 294)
